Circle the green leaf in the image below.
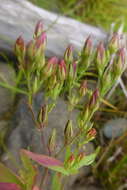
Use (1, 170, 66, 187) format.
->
(19, 151, 38, 190)
(21, 149, 69, 175)
(0, 162, 24, 188)
(50, 166, 69, 175)
(71, 148, 100, 171)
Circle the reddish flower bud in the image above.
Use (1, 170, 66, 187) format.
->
(15, 35, 25, 62)
(35, 32, 47, 49)
(89, 89, 99, 108)
(79, 36, 92, 74)
(58, 59, 66, 80)
(67, 154, 75, 167)
(97, 42, 105, 63)
(43, 56, 58, 77)
(15, 36, 25, 51)
(77, 152, 85, 162)
(26, 40, 35, 58)
(83, 36, 92, 56)
(34, 20, 43, 38)
(87, 128, 97, 139)
(64, 45, 73, 62)
(95, 42, 106, 77)
(79, 80, 87, 96)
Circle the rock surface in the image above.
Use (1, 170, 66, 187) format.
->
(103, 118, 127, 139)
(0, 0, 107, 58)
(0, 63, 15, 116)
(2, 93, 78, 164)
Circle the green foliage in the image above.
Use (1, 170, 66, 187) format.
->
(51, 173, 62, 190)
(29, 0, 127, 31)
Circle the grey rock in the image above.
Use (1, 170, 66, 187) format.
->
(0, 0, 107, 58)
(0, 120, 9, 154)
(103, 118, 127, 139)
(2, 93, 79, 165)
(0, 63, 15, 115)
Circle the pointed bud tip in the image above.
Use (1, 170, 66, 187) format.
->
(87, 128, 97, 138)
(15, 35, 25, 49)
(35, 32, 47, 48)
(34, 20, 43, 37)
(89, 89, 99, 108)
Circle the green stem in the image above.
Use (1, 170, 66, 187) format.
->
(0, 81, 28, 95)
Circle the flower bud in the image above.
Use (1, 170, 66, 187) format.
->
(109, 33, 119, 53)
(64, 120, 73, 144)
(34, 20, 43, 38)
(26, 40, 35, 60)
(48, 129, 56, 153)
(79, 36, 92, 75)
(95, 42, 106, 77)
(47, 75, 57, 90)
(35, 32, 47, 49)
(87, 128, 97, 140)
(15, 36, 25, 63)
(79, 80, 87, 97)
(83, 36, 92, 56)
(89, 89, 99, 109)
(68, 61, 77, 80)
(64, 45, 73, 63)
(97, 42, 105, 63)
(58, 59, 66, 81)
(77, 152, 85, 162)
(37, 104, 48, 129)
(33, 77, 38, 94)
(100, 66, 113, 96)
(43, 57, 58, 78)
(116, 47, 126, 71)
(65, 154, 75, 168)
(51, 82, 62, 100)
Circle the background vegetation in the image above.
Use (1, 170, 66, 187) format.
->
(30, 0, 127, 31)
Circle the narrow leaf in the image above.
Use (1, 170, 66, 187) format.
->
(21, 149, 63, 167)
(21, 149, 69, 175)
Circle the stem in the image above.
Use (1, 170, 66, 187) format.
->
(27, 102, 39, 127)
(55, 127, 83, 158)
(40, 168, 49, 189)
(94, 139, 114, 170)
(0, 81, 28, 95)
